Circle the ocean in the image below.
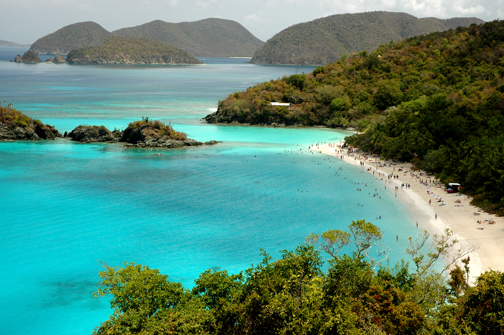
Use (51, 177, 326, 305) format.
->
(1, 48, 419, 334)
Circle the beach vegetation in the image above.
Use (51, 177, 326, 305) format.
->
(93, 221, 497, 334)
(207, 20, 504, 215)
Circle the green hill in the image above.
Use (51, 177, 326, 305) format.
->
(112, 18, 263, 57)
(66, 37, 202, 64)
(28, 19, 263, 57)
(249, 11, 484, 65)
(30, 21, 112, 55)
(206, 20, 504, 214)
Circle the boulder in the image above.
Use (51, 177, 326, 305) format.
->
(68, 125, 119, 142)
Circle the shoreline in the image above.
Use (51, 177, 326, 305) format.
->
(312, 142, 504, 282)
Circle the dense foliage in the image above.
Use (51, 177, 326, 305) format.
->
(66, 37, 202, 65)
(113, 18, 263, 57)
(208, 20, 504, 214)
(30, 21, 112, 55)
(93, 220, 503, 334)
(250, 11, 482, 65)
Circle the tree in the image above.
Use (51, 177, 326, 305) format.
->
(93, 262, 210, 334)
(458, 270, 504, 334)
(307, 220, 388, 264)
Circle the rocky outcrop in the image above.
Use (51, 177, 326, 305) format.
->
(53, 55, 67, 63)
(67, 121, 220, 148)
(0, 125, 42, 140)
(14, 50, 42, 63)
(120, 122, 206, 148)
(67, 125, 120, 142)
(0, 122, 60, 141)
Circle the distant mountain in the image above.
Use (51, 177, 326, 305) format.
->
(113, 18, 263, 57)
(30, 22, 112, 55)
(249, 11, 484, 65)
(28, 18, 263, 57)
(66, 37, 203, 65)
(0, 39, 30, 47)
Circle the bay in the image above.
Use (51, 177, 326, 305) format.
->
(1, 53, 419, 334)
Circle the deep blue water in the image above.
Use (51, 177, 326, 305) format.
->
(1, 49, 420, 334)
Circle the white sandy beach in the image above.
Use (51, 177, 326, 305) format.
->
(312, 142, 504, 282)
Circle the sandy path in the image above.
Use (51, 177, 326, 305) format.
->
(312, 142, 504, 282)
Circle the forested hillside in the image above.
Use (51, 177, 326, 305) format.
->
(92, 221, 504, 334)
(112, 18, 263, 57)
(28, 18, 263, 57)
(206, 20, 504, 214)
(66, 37, 202, 64)
(30, 22, 112, 55)
(249, 11, 483, 65)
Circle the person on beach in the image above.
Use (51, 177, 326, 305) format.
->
(435, 213, 438, 219)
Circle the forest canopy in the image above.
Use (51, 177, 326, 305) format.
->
(92, 221, 503, 334)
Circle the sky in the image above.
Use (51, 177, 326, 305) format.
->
(1, 0, 503, 44)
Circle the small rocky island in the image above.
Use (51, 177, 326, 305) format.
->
(66, 118, 218, 148)
(14, 50, 43, 63)
(0, 104, 60, 140)
(66, 36, 203, 65)
(0, 105, 217, 148)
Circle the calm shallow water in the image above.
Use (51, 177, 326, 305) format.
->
(1, 53, 419, 334)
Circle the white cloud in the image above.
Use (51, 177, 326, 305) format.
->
(452, 0, 486, 15)
(244, 13, 264, 24)
(381, 0, 397, 8)
(400, 0, 447, 17)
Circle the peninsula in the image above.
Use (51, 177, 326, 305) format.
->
(205, 20, 504, 215)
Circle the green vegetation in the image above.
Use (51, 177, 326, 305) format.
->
(0, 101, 60, 140)
(113, 18, 263, 57)
(30, 21, 111, 55)
(208, 20, 504, 214)
(29, 18, 263, 57)
(250, 11, 483, 65)
(15, 50, 42, 63)
(120, 117, 188, 143)
(92, 220, 504, 334)
(66, 37, 202, 65)
(0, 102, 35, 128)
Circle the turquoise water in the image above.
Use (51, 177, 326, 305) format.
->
(1, 53, 418, 334)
